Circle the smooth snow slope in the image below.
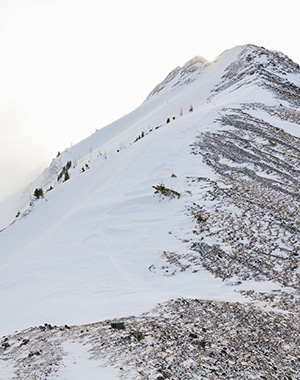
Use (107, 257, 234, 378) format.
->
(0, 45, 298, 337)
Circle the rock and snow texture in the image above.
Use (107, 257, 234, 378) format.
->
(1, 44, 300, 378)
(1, 297, 300, 379)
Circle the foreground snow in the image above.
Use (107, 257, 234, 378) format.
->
(49, 342, 119, 380)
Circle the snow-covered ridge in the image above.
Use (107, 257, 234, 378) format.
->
(4, 43, 299, 233)
(1, 43, 298, 231)
(1, 43, 300, 379)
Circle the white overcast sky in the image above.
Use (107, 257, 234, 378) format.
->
(0, 0, 299, 200)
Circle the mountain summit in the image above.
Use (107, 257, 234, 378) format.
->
(1, 44, 300, 379)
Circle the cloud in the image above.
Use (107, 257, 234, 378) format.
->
(0, 99, 52, 200)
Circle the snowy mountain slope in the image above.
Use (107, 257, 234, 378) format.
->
(1, 44, 300, 379)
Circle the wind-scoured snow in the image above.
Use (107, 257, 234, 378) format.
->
(1, 44, 300, 379)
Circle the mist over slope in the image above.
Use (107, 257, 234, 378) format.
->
(1, 44, 300, 379)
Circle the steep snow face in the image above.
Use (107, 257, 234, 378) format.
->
(0, 44, 299, 339)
